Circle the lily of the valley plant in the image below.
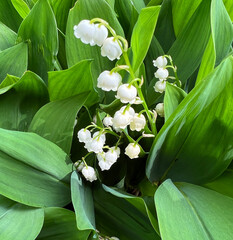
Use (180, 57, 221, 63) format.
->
(0, 0, 233, 240)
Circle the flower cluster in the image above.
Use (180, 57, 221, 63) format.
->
(74, 19, 122, 61)
(73, 18, 179, 182)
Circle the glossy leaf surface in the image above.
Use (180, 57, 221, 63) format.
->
(0, 128, 72, 207)
(147, 56, 233, 184)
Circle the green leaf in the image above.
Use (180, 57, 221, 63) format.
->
(48, 60, 98, 106)
(196, 0, 233, 83)
(171, 0, 202, 36)
(11, 0, 30, 19)
(66, 0, 124, 82)
(0, 43, 28, 83)
(164, 83, 187, 121)
(0, 128, 72, 207)
(154, 0, 176, 53)
(146, 56, 233, 184)
(0, 23, 17, 51)
(168, 0, 211, 83)
(37, 207, 91, 240)
(155, 179, 233, 240)
(17, 0, 58, 82)
(0, 72, 49, 131)
(131, 6, 160, 72)
(102, 185, 160, 234)
(0, 195, 44, 240)
(29, 92, 90, 154)
(203, 169, 233, 199)
(71, 171, 96, 231)
(94, 185, 160, 240)
(0, 0, 23, 32)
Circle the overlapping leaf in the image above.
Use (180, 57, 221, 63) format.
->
(0, 71, 49, 131)
(17, 0, 58, 82)
(37, 207, 90, 240)
(0, 43, 27, 83)
(0, 128, 72, 207)
(0, 195, 44, 240)
(155, 179, 233, 240)
(29, 92, 90, 153)
(0, 23, 17, 51)
(146, 56, 233, 184)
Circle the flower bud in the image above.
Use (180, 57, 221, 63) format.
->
(93, 24, 108, 46)
(73, 20, 96, 46)
(103, 116, 113, 127)
(101, 37, 122, 61)
(74, 160, 85, 172)
(154, 80, 166, 93)
(97, 71, 121, 91)
(116, 84, 137, 104)
(155, 103, 164, 117)
(154, 68, 169, 80)
(125, 143, 140, 159)
(77, 128, 91, 143)
(82, 166, 97, 182)
(153, 56, 167, 68)
(130, 113, 146, 131)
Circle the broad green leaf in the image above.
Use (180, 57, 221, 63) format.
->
(29, 93, 90, 153)
(146, 56, 233, 184)
(49, 0, 75, 68)
(71, 171, 96, 231)
(204, 169, 233, 199)
(0, 72, 49, 131)
(48, 60, 98, 106)
(66, 0, 124, 82)
(102, 185, 160, 234)
(94, 185, 160, 240)
(196, 0, 233, 83)
(0, 43, 27, 83)
(131, 6, 160, 72)
(23, 0, 38, 8)
(11, 0, 30, 19)
(164, 83, 187, 121)
(0, 0, 22, 32)
(37, 207, 90, 240)
(104, 0, 115, 10)
(154, 0, 176, 53)
(17, 0, 58, 82)
(147, 0, 163, 6)
(0, 128, 72, 207)
(0, 195, 44, 240)
(168, 0, 211, 83)
(0, 23, 17, 51)
(171, 0, 202, 36)
(155, 179, 233, 240)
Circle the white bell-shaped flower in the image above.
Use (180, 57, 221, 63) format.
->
(153, 56, 167, 68)
(130, 113, 146, 131)
(77, 128, 92, 143)
(112, 110, 132, 129)
(73, 20, 96, 46)
(103, 116, 113, 127)
(99, 160, 112, 171)
(154, 80, 166, 93)
(125, 143, 140, 159)
(154, 68, 169, 80)
(93, 131, 106, 143)
(93, 24, 108, 46)
(74, 160, 85, 172)
(82, 166, 97, 182)
(97, 71, 122, 91)
(116, 84, 137, 104)
(155, 103, 164, 117)
(119, 106, 135, 119)
(111, 146, 120, 157)
(101, 37, 122, 61)
(105, 148, 118, 164)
